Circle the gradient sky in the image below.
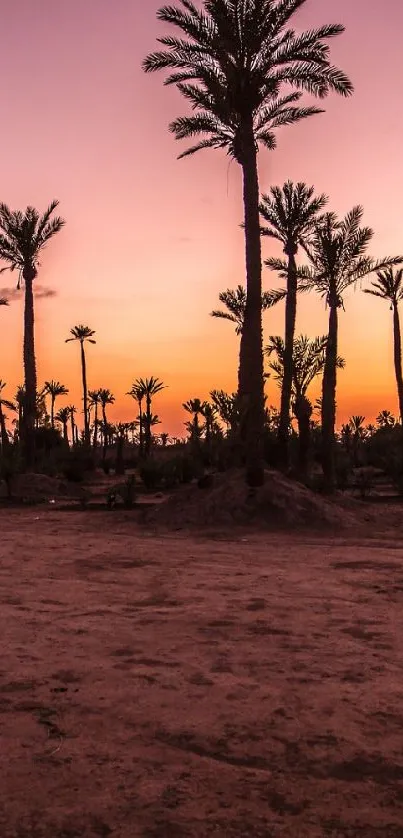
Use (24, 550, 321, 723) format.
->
(1, 0, 403, 435)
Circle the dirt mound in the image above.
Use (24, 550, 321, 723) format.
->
(148, 469, 361, 531)
(0, 473, 88, 502)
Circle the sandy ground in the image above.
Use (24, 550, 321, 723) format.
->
(1, 509, 403, 837)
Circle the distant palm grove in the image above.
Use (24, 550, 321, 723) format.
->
(1, 0, 402, 499)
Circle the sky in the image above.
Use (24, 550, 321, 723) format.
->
(1, 0, 403, 435)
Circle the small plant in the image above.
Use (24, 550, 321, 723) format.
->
(107, 475, 136, 509)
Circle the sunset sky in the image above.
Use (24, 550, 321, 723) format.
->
(1, 0, 402, 435)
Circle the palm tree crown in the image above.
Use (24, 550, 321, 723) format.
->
(266, 334, 345, 397)
(211, 285, 285, 335)
(0, 200, 65, 285)
(144, 0, 352, 162)
(66, 325, 96, 345)
(364, 268, 403, 308)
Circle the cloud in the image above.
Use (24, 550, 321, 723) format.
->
(0, 284, 57, 301)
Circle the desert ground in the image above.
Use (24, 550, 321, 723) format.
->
(1, 508, 403, 837)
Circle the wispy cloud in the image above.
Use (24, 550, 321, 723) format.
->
(0, 284, 57, 301)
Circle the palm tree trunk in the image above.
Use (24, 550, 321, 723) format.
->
(294, 393, 312, 478)
(392, 303, 403, 422)
(145, 396, 152, 457)
(238, 122, 265, 487)
(93, 403, 99, 449)
(62, 421, 68, 446)
(23, 273, 37, 469)
(80, 341, 90, 446)
(102, 406, 107, 462)
(51, 395, 55, 429)
(0, 404, 10, 451)
(278, 251, 297, 468)
(138, 399, 143, 456)
(70, 415, 75, 447)
(321, 302, 339, 492)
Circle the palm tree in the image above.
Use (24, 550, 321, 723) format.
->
(211, 285, 285, 336)
(98, 388, 115, 461)
(144, 0, 352, 487)
(137, 378, 165, 456)
(260, 182, 328, 467)
(66, 405, 77, 447)
(44, 380, 69, 428)
(266, 334, 345, 474)
(65, 325, 96, 446)
(210, 389, 238, 434)
(0, 200, 64, 466)
(376, 409, 396, 429)
(183, 398, 206, 444)
(160, 432, 170, 447)
(364, 268, 403, 421)
(127, 381, 147, 456)
(88, 389, 102, 450)
(0, 381, 15, 451)
(55, 406, 70, 446)
(300, 207, 402, 491)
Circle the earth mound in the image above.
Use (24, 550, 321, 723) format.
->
(147, 469, 361, 531)
(0, 473, 88, 503)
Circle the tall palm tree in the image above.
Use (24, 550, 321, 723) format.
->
(66, 405, 77, 447)
(88, 389, 102, 449)
(364, 268, 403, 421)
(266, 334, 345, 474)
(55, 406, 70, 446)
(44, 380, 69, 428)
(138, 378, 165, 456)
(98, 388, 115, 461)
(0, 381, 15, 451)
(65, 325, 96, 446)
(0, 200, 64, 466)
(127, 381, 147, 456)
(144, 0, 352, 486)
(260, 182, 328, 467)
(300, 207, 402, 491)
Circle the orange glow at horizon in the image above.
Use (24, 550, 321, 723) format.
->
(1, 0, 403, 436)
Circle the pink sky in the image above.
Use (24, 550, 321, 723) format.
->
(1, 0, 403, 434)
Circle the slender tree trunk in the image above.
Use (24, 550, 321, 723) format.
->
(278, 250, 298, 469)
(51, 395, 55, 429)
(23, 271, 37, 469)
(62, 421, 68, 446)
(145, 396, 152, 457)
(116, 436, 125, 475)
(321, 301, 339, 492)
(138, 399, 143, 457)
(0, 404, 10, 451)
(238, 122, 265, 487)
(392, 303, 403, 422)
(102, 406, 107, 462)
(93, 403, 99, 449)
(80, 341, 90, 446)
(70, 415, 75, 448)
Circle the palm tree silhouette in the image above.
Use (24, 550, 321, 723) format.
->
(98, 389, 115, 460)
(376, 409, 396, 428)
(88, 389, 102, 449)
(364, 268, 403, 421)
(266, 334, 345, 474)
(44, 380, 69, 428)
(183, 398, 206, 443)
(261, 182, 328, 467)
(0, 381, 15, 451)
(127, 381, 147, 456)
(66, 405, 77, 447)
(14, 385, 25, 440)
(55, 406, 70, 446)
(0, 200, 64, 465)
(144, 0, 352, 487)
(211, 286, 285, 336)
(137, 378, 165, 457)
(66, 325, 96, 446)
(300, 207, 402, 491)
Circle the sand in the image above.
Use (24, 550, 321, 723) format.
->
(1, 508, 403, 837)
